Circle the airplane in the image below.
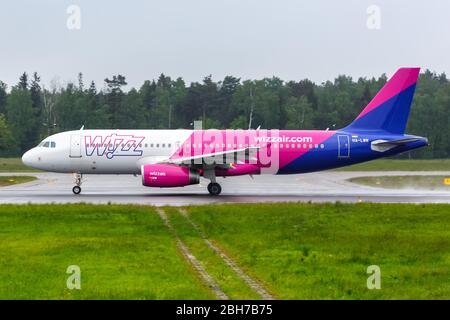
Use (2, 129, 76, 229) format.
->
(21, 67, 428, 196)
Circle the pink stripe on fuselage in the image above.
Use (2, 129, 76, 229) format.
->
(276, 130, 335, 168)
(356, 68, 420, 120)
(170, 129, 336, 171)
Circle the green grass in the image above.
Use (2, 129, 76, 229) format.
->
(333, 159, 450, 171)
(0, 176, 37, 187)
(1, 203, 450, 299)
(187, 203, 450, 299)
(0, 158, 41, 172)
(349, 175, 450, 190)
(165, 207, 263, 299)
(0, 204, 214, 300)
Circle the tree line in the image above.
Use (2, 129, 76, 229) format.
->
(0, 70, 448, 158)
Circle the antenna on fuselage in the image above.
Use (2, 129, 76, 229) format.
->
(80, 125, 84, 130)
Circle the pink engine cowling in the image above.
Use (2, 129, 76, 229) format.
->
(141, 164, 200, 188)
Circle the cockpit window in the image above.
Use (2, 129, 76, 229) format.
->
(38, 140, 56, 148)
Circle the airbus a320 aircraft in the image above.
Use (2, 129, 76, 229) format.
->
(22, 68, 428, 195)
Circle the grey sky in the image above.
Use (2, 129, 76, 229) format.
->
(1, 0, 449, 90)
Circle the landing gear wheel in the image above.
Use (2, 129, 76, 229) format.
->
(72, 173, 83, 195)
(72, 186, 81, 195)
(207, 182, 222, 196)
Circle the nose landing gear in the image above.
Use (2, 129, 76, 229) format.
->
(72, 185, 81, 194)
(72, 173, 82, 195)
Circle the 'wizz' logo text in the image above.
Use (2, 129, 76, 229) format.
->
(85, 134, 145, 159)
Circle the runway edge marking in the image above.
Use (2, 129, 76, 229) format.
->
(179, 208, 276, 300)
(155, 208, 229, 300)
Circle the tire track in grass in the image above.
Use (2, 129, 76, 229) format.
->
(155, 208, 228, 300)
(179, 208, 275, 300)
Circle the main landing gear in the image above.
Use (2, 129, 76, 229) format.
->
(207, 182, 222, 196)
(204, 168, 222, 196)
(72, 173, 82, 195)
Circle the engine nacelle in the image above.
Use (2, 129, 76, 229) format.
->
(141, 164, 200, 188)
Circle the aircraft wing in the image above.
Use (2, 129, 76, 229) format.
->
(160, 146, 259, 167)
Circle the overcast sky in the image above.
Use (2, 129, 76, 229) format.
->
(1, 0, 449, 90)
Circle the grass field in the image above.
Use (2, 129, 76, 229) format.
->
(349, 175, 450, 190)
(0, 158, 41, 172)
(0, 176, 37, 187)
(1, 203, 449, 299)
(334, 159, 450, 171)
(0, 205, 214, 299)
(186, 203, 450, 299)
(165, 207, 263, 299)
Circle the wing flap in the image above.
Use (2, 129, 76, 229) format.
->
(162, 146, 259, 166)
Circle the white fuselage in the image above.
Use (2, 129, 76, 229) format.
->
(22, 129, 193, 174)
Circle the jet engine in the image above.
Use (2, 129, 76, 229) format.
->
(141, 164, 200, 187)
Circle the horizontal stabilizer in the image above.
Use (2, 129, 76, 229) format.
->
(371, 137, 425, 152)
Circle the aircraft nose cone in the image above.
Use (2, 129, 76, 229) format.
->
(22, 150, 34, 167)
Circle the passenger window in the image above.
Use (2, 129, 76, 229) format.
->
(168, 144, 171, 148)
(162, 144, 165, 148)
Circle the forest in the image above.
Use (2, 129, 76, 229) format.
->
(0, 70, 448, 158)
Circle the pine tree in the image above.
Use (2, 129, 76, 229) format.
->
(0, 81, 7, 114)
(18, 72, 28, 90)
